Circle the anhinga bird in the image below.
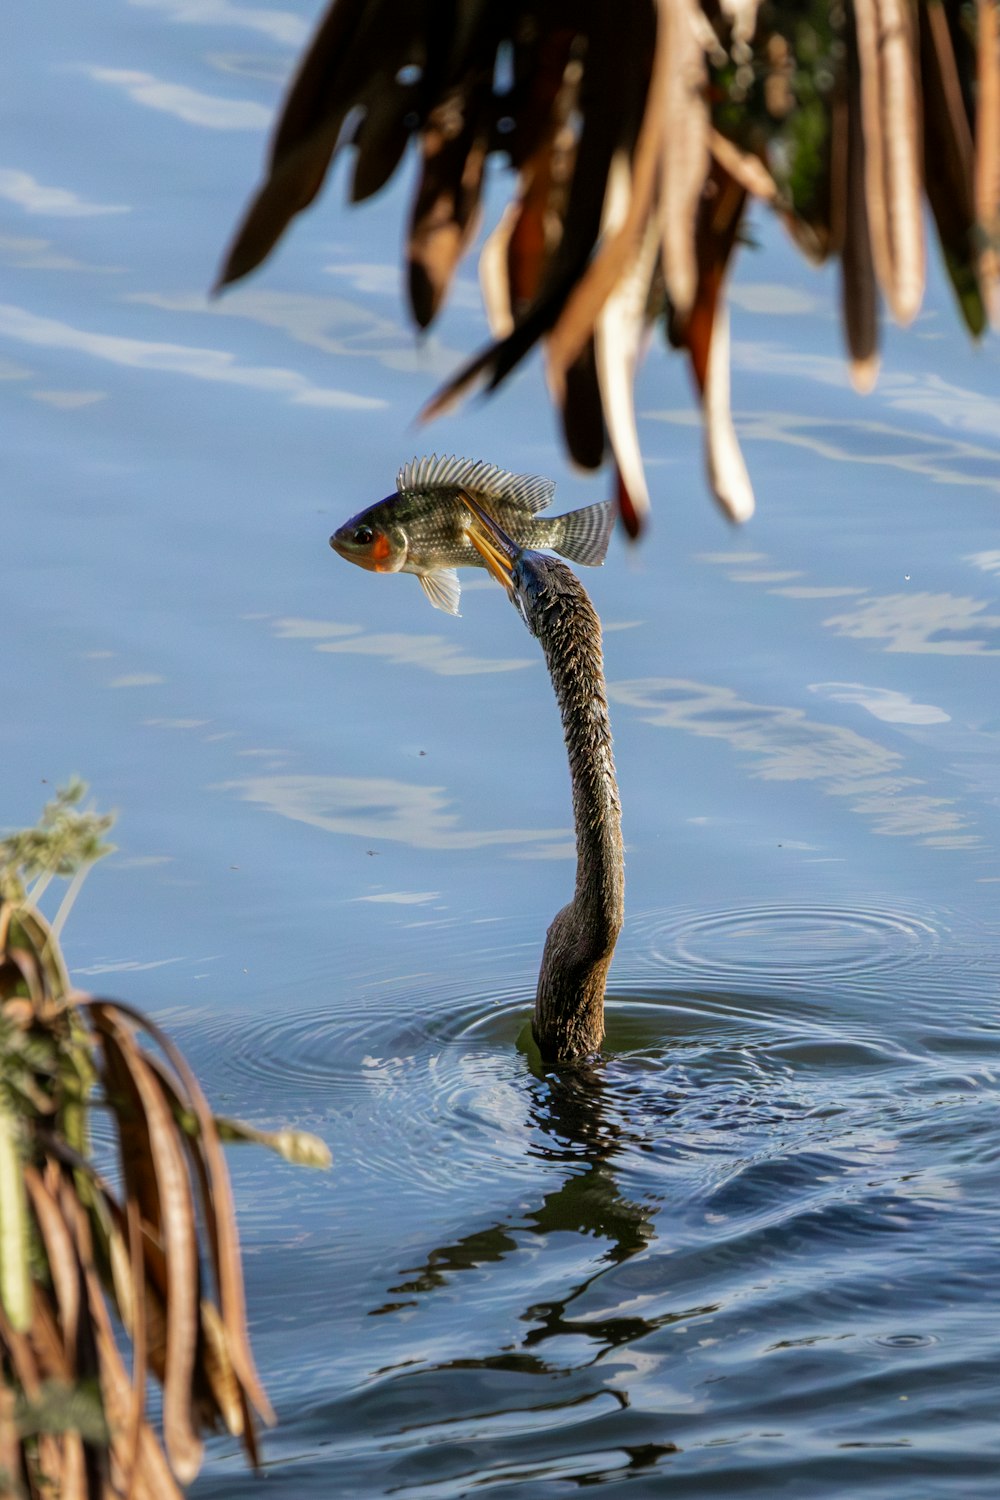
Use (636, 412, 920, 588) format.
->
(217, 1, 1000, 536)
(461, 494, 624, 1063)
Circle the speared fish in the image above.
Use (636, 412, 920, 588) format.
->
(329, 455, 613, 615)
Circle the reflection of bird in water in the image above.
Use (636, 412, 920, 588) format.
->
(462, 496, 624, 1064)
(375, 1061, 658, 1313)
(367, 1062, 674, 1483)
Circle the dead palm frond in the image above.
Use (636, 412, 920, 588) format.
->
(1, 785, 330, 1498)
(218, 1, 999, 535)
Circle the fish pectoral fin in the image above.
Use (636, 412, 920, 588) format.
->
(550, 498, 615, 567)
(419, 569, 462, 615)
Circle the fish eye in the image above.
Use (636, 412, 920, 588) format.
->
(353, 524, 374, 545)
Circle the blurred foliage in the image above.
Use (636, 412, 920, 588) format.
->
(0, 780, 115, 900)
(707, 1, 846, 254)
(1, 786, 330, 1498)
(219, 0, 999, 534)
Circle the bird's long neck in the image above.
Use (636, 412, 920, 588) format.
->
(531, 574, 624, 1062)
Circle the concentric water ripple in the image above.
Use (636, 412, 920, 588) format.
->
(176, 982, 531, 1100)
(627, 901, 944, 988)
(171, 981, 543, 1203)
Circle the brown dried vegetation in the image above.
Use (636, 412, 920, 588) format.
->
(218, 0, 1000, 535)
(1, 785, 329, 1497)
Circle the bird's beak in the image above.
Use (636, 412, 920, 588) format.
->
(459, 492, 518, 596)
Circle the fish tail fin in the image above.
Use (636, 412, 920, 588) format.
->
(549, 498, 614, 567)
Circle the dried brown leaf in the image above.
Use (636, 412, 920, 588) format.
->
(0, 1382, 21, 1498)
(0, 1304, 41, 1400)
(854, 0, 892, 310)
(89, 1021, 162, 1250)
(408, 122, 487, 327)
(89, 1010, 202, 1484)
(560, 341, 606, 469)
(61, 1430, 87, 1500)
(855, 0, 924, 324)
(709, 130, 777, 202)
(123, 1194, 147, 1496)
(349, 87, 413, 204)
(879, 0, 924, 321)
(660, 0, 710, 322)
(23, 1168, 80, 1369)
(82, 1265, 182, 1500)
(702, 302, 754, 522)
(199, 1300, 245, 1437)
(841, 16, 880, 389)
(25, 1286, 71, 1382)
(546, 4, 667, 395)
(977, 0, 1000, 322)
(592, 156, 661, 534)
(87, 1001, 274, 1429)
(479, 200, 518, 337)
(920, 0, 985, 336)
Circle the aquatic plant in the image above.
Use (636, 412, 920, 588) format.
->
(0, 783, 330, 1497)
(218, 0, 999, 534)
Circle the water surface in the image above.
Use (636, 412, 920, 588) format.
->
(5, 4, 1000, 1495)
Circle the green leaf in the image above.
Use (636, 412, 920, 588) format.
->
(1, 779, 116, 898)
(0, 1104, 32, 1332)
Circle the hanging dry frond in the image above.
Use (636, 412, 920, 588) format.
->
(218, 1, 998, 536)
(976, 0, 1000, 322)
(920, 0, 985, 335)
(854, 0, 925, 323)
(408, 114, 488, 327)
(591, 155, 661, 535)
(660, 0, 711, 320)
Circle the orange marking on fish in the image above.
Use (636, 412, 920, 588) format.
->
(371, 531, 392, 570)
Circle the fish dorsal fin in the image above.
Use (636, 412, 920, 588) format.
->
(418, 568, 461, 615)
(397, 454, 556, 515)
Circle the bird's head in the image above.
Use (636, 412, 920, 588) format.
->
(460, 491, 559, 635)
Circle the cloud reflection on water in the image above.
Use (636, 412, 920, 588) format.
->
(0, 168, 130, 217)
(272, 618, 533, 677)
(0, 357, 30, 382)
(825, 593, 1000, 656)
(31, 389, 106, 409)
(646, 408, 1000, 495)
(608, 678, 976, 848)
(323, 260, 483, 313)
(0, 233, 123, 274)
(0, 303, 385, 408)
(218, 774, 567, 852)
(127, 0, 308, 47)
(134, 288, 462, 378)
(727, 283, 822, 316)
(207, 53, 290, 85)
(808, 683, 950, 726)
(85, 68, 271, 130)
(698, 549, 1000, 658)
(356, 891, 440, 905)
(728, 343, 1000, 444)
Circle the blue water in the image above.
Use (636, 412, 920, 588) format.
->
(4, 3, 1000, 1494)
